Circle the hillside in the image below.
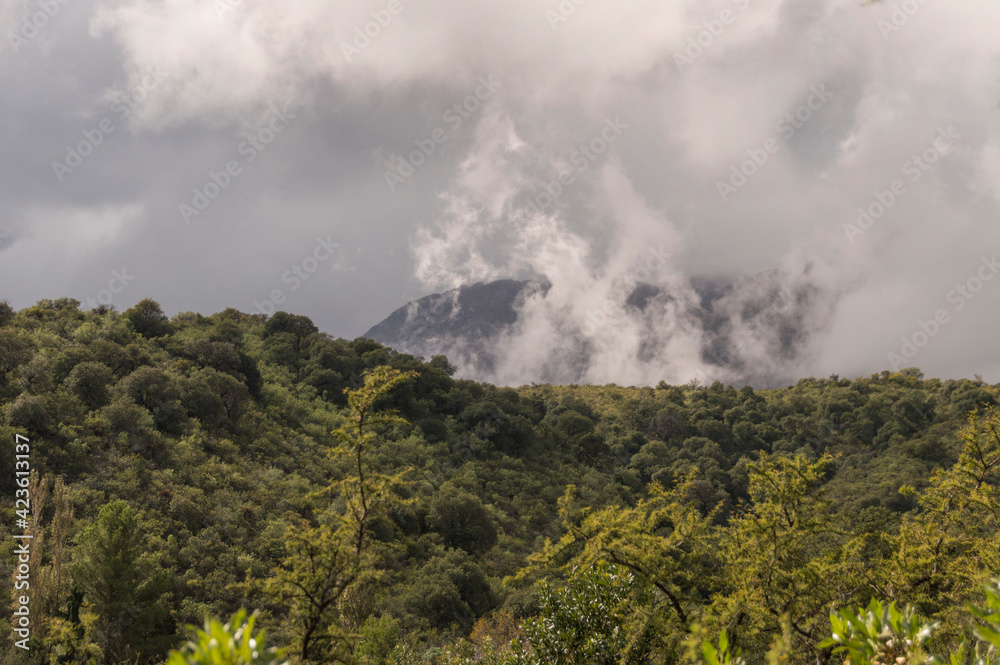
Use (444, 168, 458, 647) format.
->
(1, 298, 999, 664)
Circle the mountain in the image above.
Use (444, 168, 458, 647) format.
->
(363, 279, 551, 375)
(364, 279, 547, 348)
(363, 271, 823, 386)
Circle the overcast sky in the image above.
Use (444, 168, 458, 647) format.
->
(1, 0, 999, 386)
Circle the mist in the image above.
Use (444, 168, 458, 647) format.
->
(2, 0, 998, 386)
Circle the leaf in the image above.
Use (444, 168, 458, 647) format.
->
(974, 626, 1000, 648)
(702, 640, 720, 665)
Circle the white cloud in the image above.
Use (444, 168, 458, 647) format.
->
(3, 0, 999, 385)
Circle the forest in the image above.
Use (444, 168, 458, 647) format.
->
(0, 297, 999, 665)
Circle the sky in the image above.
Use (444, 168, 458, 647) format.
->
(1, 0, 999, 386)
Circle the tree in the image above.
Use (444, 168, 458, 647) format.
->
(428, 355, 457, 377)
(332, 366, 419, 556)
(524, 475, 719, 640)
(114, 366, 184, 431)
(512, 564, 656, 665)
(711, 454, 859, 658)
(65, 362, 114, 410)
(192, 368, 250, 423)
(5, 393, 51, 432)
(0, 300, 14, 327)
(124, 299, 172, 338)
(17, 354, 52, 394)
(0, 329, 32, 378)
(263, 312, 318, 339)
(267, 522, 359, 664)
(267, 367, 418, 663)
(428, 486, 498, 555)
(19, 473, 75, 646)
(71, 500, 172, 664)
(402, 550, 495, 630)
(44, 610, 105, 665)
(885, 407, 1000, 645)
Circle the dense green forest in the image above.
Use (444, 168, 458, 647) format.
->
(1, 298, 999, 665)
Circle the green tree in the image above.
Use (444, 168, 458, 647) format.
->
(267, 367, 418, 663)
(0, 300, 14, 327)
(124, 299, 173, 338)
(402, 550, 494, 630)
(0, 329, 32, 378)
(513, 564, 655, 665)
(332, 366, 419, 556)
(65, 362, 114, 410)
(71, 500, 172, 664)
(713, 454, 857, 658)
(44, 609, 105, 665)
(527, 477, 718, 631)
(354, 615, 400, 665)
(427, 486, 498, 555)
(885, 407, 1000, 644)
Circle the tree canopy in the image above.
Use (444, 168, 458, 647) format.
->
(0, 298, 998, 664)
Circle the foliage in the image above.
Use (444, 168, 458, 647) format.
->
(819, 599, 938, 665)
(683, 627, 744, 665)
(43, 609, 104, 665)
(511, 564, 655, 665)
(1, 298, 999, 664)
(427, 486, 498, 555)
(125, 299, 173, 338)
(266, 367, 417, 663)
(70, 500, 172, 663)
(167, 610, 287, 665)
(970, 581, 1000, 654)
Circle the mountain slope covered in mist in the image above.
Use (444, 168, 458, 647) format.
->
(364, 271, 831, 388)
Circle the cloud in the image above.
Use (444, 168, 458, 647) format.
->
(2, 0, 999, 386)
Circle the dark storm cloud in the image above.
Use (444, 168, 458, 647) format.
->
(1, 0, 998, 386)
